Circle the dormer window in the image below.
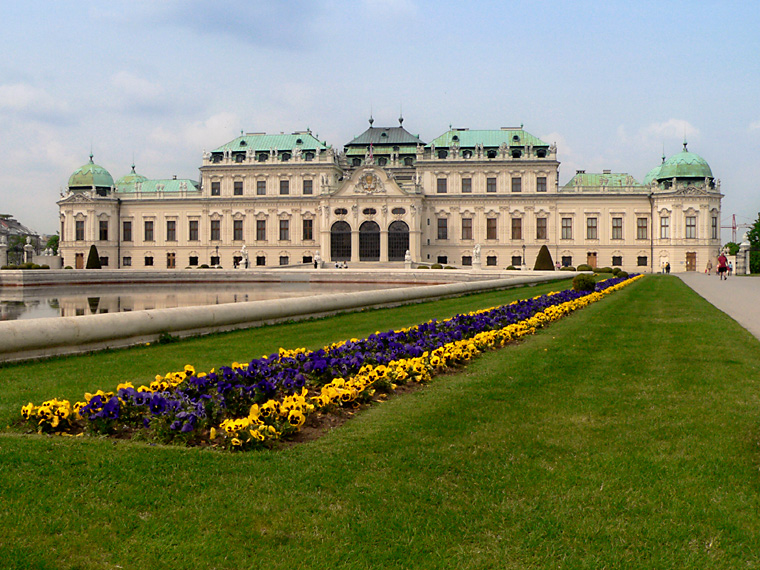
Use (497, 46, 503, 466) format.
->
(258, 152, 268, 162)
(512, 135, 520, 143)
(463, 150, 472, 159)
(352, 158, 362, 166)
(239, 140, 247, 147)
(452, 135, 459, 142)
(487, 149, 497, 159)
(304, 152, 314, 161)
(536, 149, 547, 158)
(296, 138, 303, 144)
(511, 149, 522, 158)
(438, 149, 448, 159)
(281, 152, 291, 162)
(381, 132, 388, 138)
(377, 157, 387, 166)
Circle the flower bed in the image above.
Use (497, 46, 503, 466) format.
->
(19, 275, 642, 450)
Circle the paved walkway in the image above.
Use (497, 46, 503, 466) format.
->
(677, 272, 760, 342)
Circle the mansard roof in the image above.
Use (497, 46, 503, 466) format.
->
(345, 125, 425, 148)
(116, 178, 200, 194)
(212, 131, 329, 153)
(562, 171, 646, 192)
(428, 128, 549, 149)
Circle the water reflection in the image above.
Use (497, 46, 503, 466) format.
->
(0, 282, 406, 321)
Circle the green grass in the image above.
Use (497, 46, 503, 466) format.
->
(2, 275, 760, 569)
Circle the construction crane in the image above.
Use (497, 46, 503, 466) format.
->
(722, 214, 752, 243)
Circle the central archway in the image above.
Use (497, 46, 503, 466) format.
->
(388, 220, 409, 261)
(330, 221, 351, 261)
(359, 221, 380, 261)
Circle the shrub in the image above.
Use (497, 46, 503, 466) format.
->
(560, 266, 576, 271)
(417, 265, 430, 269)
(617, 270, 629, 278)
(444, 266, 456, 269)
(199, 264, 210, 269)
(506, 265, 517, 270)
(612, 267, 621, 276)
(533, 245, 555, 270)
(64, 266, 73, 270)
(595, 266, 613, 273)
(576, 264, 593, 271)
(431, 263, 443, 269)
(86, 245, 101, 269)
(573, 273, 597, 292)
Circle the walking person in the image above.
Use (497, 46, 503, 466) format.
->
(717, 252, 728, 280)
(706, 260, 712, 275)
(728, 261, 733, 276)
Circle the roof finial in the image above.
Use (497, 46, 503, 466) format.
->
(369, 114, 374, 127)
(662, 143, 666, 163)
(399, 103, 404, 126)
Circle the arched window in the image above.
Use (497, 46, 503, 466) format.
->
(331, 221, 351, 261)
(363, 208, 377, 216)
(388, 220, 409, 261)
(404, 157, 414, 166)
(487, 149, 497, 159)
(377, 157, 387, 166)
(334, 208, 348, 215)
(438, 149, 448, 159)
(359, 221, 380, 261)
(511, 149, 522, 158)
(352, 158, 362, 166)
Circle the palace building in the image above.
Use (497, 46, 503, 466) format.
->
(58, 118, 722, 272)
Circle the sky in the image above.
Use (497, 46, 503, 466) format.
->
(1, 0, 759, 242)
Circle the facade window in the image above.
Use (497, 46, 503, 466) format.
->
(536, 176, 547, 193)
(461, 218, 473, 240)
(122, 256, 131, 267)
(486, 218, 497, 240)
(99, 256, 109, 267)
(561, 255, 572, 267)
(637, 256, 648, 267)
(189, 220, 199, 241)
(611, 217, 623, 240)
(280, 179, 289, 195)
(303, 219, 313, 241)
(144, 256, 153, 267)
(437, 218, 448, 240)
(188, 256, 198, 266)
(99, 220, 108, 241)
(437, 178, 447, 193)
(561, 217, 572, 240)
(210, 255, 220, 266)
(511, 177, 521, 193)
(256, 219, 266, 241)
(712, 216, 718, 239)
(75, 220, 85, 241)
(210, 219, 220, 241)
(303, 179, 313, 195)
(437, 255, 448, 264)
(233, 219, 243, 241)
(487, 177, 497, 193)
(660, 216, 670, 239)
(279, 219, 290, 241)
(144, 220, 154, 242)
(166, 220, 176, 242)
(462, 256, 472, 266)
(511, 255, 522, 267)
(122, 221, 132, 242)
(211, 181, 220, 196)
(586, 217, 598, 240)
(685, 216, 697, 239)
(256, 256, 266, 266)
(279, 256, 289, 266)
(486, 255, 497, 266)
(257, 180, 266, 195)
(233, 180, 243, 195)
(461, 178, 472, 193)
(612, 255, 622, 266)
(637, 218, 648, 240)
(511, 218, 522, 240)
(167, 252, 176, 268)
(536, 217, 547, 240)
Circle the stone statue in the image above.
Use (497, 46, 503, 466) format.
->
(404, 250, 411, 262)
(202, 149, 211, 160)
(294, 147, 302, 159)
(0, 234, 6, 245)
(473, 244, 481, 264)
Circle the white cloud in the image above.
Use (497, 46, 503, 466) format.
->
(749, 120, 760, 131)
(109, 71, 171, 114)
(640, 118, 699, 142)
(150, 112, 240, 155)
(0, 83, 68, 116)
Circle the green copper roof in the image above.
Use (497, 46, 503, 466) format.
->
(656, 144, 712, 180)
(428, 128, 549, 148)
(345, 144, 420, 156)
(116, 178, 199, 194)
(115, 164, 148, 186)
(212, 131, 329, 153)
(68, 155, 114, 189)
(642, 164, 663, 185)
(563, 171, 645, 191)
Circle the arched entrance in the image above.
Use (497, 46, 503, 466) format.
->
(388, 220, 409, 261)
(359, 221, 380, 261)
(331, 221, 351, 261)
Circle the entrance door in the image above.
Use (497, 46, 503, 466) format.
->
(330, 221, 351, 261)
(686, 252, 697, 272)
(75, 253, 84, 269)
(586, 252, 597, 268)
(388, 220, 409, 261)
(359, 221, 380, 261)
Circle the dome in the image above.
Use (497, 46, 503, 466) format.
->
(642, 164, 662, 185)
(115, 164, 148, 186)
(68, 154, 114, 189)
(656, 144, 713, 181)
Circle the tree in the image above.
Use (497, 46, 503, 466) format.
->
(533, 244, 555, 270)
(748, 212, 760, 274)
(86, 244, 101, 269)
(45, 235, 59, 255)
(724, 241, 740, 256)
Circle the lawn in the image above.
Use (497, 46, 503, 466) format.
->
(2, 275, 760, 569)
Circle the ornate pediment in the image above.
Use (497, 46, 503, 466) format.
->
(675, 185, 708, 196)
(354, 169, 385, 194)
